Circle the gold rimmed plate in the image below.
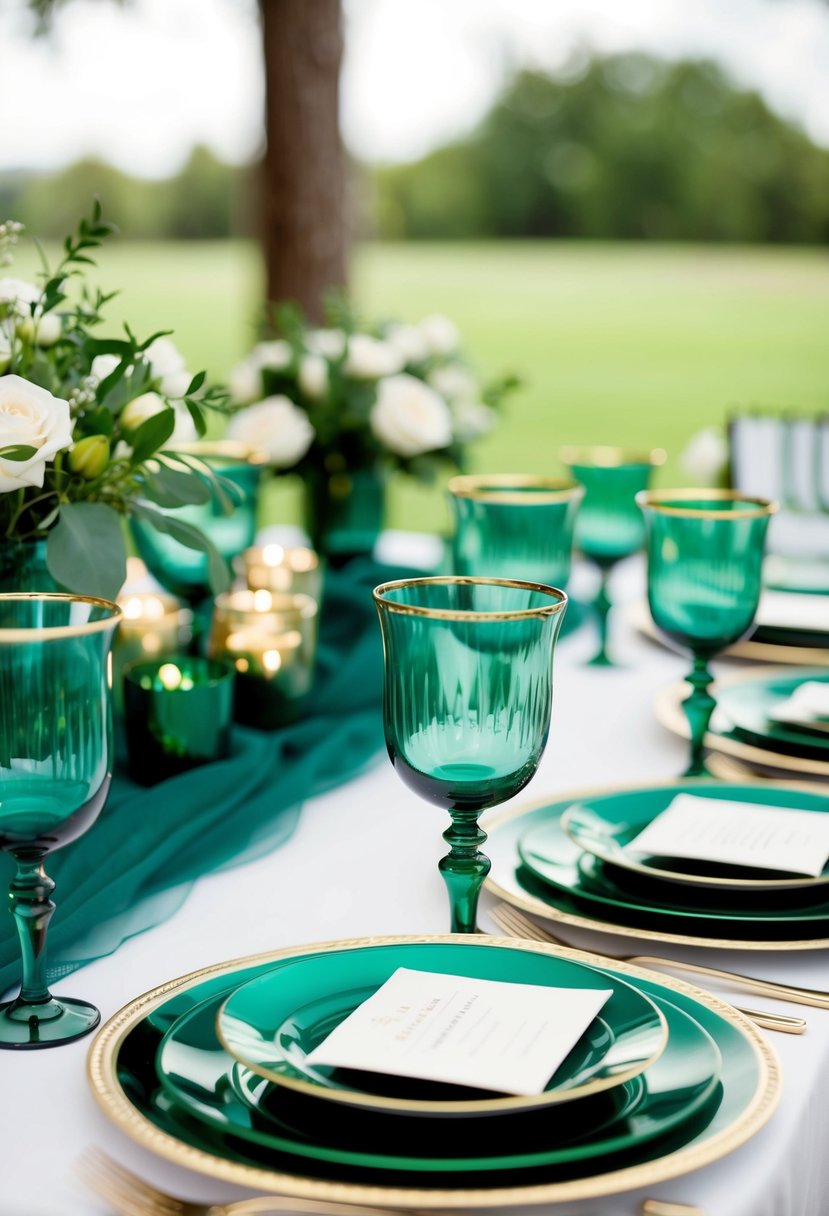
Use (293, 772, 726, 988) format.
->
(88, 934, 779, 1208)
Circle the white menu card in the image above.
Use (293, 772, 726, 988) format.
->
(626, 793, 829, 877)
(305, 967, 612, 1096)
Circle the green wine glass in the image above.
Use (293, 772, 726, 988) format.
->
(0, 593, 121, 1048)
(373, 576, 567, 933)
(448, 474, 584, 590)
(561, 446, 666, 667)
(637, 489, 777, 778)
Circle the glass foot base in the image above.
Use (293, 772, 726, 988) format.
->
(0, 996, 101, 1049)
(586, 651, 619, 668)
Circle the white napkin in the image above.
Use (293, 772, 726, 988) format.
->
(769, 682, 829, 728)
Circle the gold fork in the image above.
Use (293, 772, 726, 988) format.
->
(488, 904, 808, 1033)
(77, 1148, 409, 1216)
(640, 1202, 705, 1216)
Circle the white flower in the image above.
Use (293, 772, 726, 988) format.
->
(679, 428, 729, 485)
(228, 356, 262, 405)
(145, 336, 191, 399)
(121, 391, 169, 431)
(0, 326, 11, 375)
(428, 363, 478, 403)
(90, 353, 121, 383)
(451, 400, 497, 442)
(226, 395, 314, 468)
(370, 374, 453, 457)
(0, 278, 40, 319)
(419, 314, 459, 356)
(170, 402, 198, 444)
(384, 323, 429, 366)
(17, 310, 62, 347)
(253, 339, 292, 371)
(344, 334, 404, 380)
(298, 354, 328, 400)
(0, 375, 73, 492)
(305, 328, 346, 359)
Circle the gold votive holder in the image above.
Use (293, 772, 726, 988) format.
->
(113, 591, 186, 711)
(208, 590, 319, 729)
(240, 544, 322, 601)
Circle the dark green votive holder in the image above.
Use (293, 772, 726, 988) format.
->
(123, 657, 235, 785)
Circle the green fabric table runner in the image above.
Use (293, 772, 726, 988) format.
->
(0, 559, 415, 998)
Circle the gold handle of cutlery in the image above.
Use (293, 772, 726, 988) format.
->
(731, 1005, 806, 1034)
(221, 1201, 410, 1216)
(627, 955, 829, 1010)
(641, 1201, 705, 1216)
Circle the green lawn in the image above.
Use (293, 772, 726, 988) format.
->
(14, 239, 829, 533)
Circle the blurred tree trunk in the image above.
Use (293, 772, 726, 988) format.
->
(259, 0, 347, 322)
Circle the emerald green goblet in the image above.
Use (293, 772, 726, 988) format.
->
(448, 475, 584, 590)
(374, 577, 567, 933)
(0, 593, 121, 1048)
(637, 490, 777, 778)
(561, 446, 665, 667)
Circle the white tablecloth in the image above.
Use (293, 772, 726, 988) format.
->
(3, 544, 829, 1216)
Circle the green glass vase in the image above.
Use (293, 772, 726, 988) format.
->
(637, 489, 777, 778)
(561, 446, 665, 666)
(374, 576, 567, 933)
(0, 539, 62, 594)
(130, 442, 265, 605)
(0, 593, 121, 1048)
(448, 474, 583, 589)
(302, 465, 387, 567)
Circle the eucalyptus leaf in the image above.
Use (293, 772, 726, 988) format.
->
(129, 408, 176, 463)
(130, 501, 230, 594)
(46, 502, 127, 599)
(142, 464, 212, 507)
(0, 445, 38, 461)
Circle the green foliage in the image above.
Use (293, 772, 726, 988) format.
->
(46, 501, 127, 599)
(373, 55, 829, 243)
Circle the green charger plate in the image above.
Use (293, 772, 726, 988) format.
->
(87, 935, 778, 1208)
(560, 783, 829, 894)
(158, 981, 717, 1173)
(718, 669, 829, 761)
(486, 783, 829, 949)
(214, 942, 666, 1116)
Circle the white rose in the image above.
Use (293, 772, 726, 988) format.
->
(0, 278, 40, 319)
(170, 402, 198, 444)
(420, 314, 459, 356)
(0, 375, 73, 492)
(384, 323, 429, 365)
(305, 328, 346, 359)
(145, 336, 191, 399)
(344, 334, 404, 380)
(228, 356, 262, 405)
(679, 428, 729, 485)
(91, 353, 121, 383)
(121, 391, 169, 431)
(370, 374, 453, 457)
(451, 400, 497, 442)
(298, 354, 328, 400)
(17, 311, 62, 347)
(226, 395, 314, 468)
(0, 327, 11, 375)
(253, 339, 292, 371)
(428, 364, 477, 403)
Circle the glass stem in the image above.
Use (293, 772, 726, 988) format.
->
(439, 811, 491, 934)
(682, 655, 716, 778)
(588, 567, 613, 666)
(8, 857, 55, 1007)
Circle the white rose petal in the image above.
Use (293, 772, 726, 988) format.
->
(0, 374, 73, 492)
(298, 354, 328, 401)
(145, 336, 190, 399)
(228, 356, 262, 405)
(370, 373, 453, 458)
(91, 353, 122, 383)
(170, 402, 198, 445)
(385, 323, 430, 365)
(428, 364, 478, 403)
(121, 391, 169, 431)
(18, 311, 62, 347)
(344, 334, 405, 380)
(305, 328, 346, 359)
(420, 314, 460, 356)
(226, 395, 314, 468)
(451, 400, 497, 442)
(679, 428, 729, 485)
(253, 339, 292, 371)
(0, 278, 40, 319)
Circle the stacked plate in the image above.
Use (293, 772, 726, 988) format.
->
(485, 779, 829, 950)
(88, 932, 779, 1207)
(655, 670, 829, 783)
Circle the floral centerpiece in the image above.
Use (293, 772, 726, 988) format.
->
(225, 302, 517, 556)
(0, 206, 233, 600)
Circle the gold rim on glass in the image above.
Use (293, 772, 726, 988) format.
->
(560, 446, 667, 469)
(87, 933, 779, 1209)
(447, 474, 584, 505)
(215, 979, 668, 1116)
(484, 785, 829, 950)
(0, 592, 122, 641)
(373, 576, 567, 622)
(636, 488, 779, 520)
